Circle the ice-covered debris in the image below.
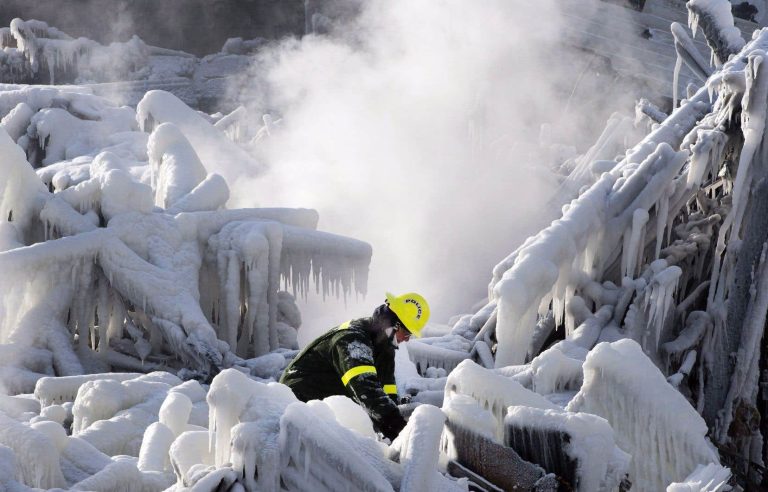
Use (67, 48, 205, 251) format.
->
(663, 311, 711, 360)
(0, 445, 20, 488)
(4, 18, 150, 85)
(671, 23, 713, 83)
(165, 173, 230, 214)
(3, 116, 368, 381)
(554, 113, 641, 200)
(72, 372, 181, 456)
(239, 352, 288, 379)
(641, 263, 683, 353)
(98, 169, 155, 220)
(206, 369, 254, 467)
(35, 372, 146, 407)
(0, 18, 269, 108)
(445, 359, 558, 441)
(206, 367, 297, 484)
(279, 401, 400, 492)
(0, 411, 67, 488)
(666, 463, 731, 491)
(137, 90, 262, 188)
(323, 394, 377, 439)
(505, 406, 630, 491)
(0, 221, 23, 251)
(529, 342, 585, 396)
(442, 394, 496, 441)
(392, 404, 467, 492)
(687, 0, 746, 66)
(138, 422, 175, 473)
(148, 122, 208, 208)
(441, 398, 547, 491)
(1, 101, 35, 141)
(0, 127, 46, 237)
(214, 105, 255, 144)
(70, 458, 161, 492)
(27, 105, 137, 166)
(280, 225, 372, 299)
(686, 129, 727, 190)
(635, 98, 669, 127)
(405, 338, 471, 375)
(169, 430, 214, 486)
(567, 339, 719, 491)
(493, 172, 615, 366)
(199, 216, 370, 358)
(159, 391, 193, 437)
(0, 85, 83, 118)
(193, 51, 254, 109)
(221, 37, 266, 56)
(205, 220, 283, 358)
(429, 15, 768, 482)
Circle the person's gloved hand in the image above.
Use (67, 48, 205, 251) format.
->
(379, 413, 407, 441)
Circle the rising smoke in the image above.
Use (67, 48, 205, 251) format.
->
(2, 0, 646, 341)
(227, 0, 646, 340)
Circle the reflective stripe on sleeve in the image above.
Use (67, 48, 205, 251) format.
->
(341, 365, 377, 386)
(339, 320, 352, 330)
(383, 384, 398, 395)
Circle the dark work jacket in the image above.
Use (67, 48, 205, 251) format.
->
(279, 317, 406, 439)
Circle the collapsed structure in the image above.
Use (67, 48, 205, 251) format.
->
(0, 0, 766, 490)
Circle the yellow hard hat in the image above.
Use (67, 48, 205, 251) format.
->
(385, 292, 430, 338)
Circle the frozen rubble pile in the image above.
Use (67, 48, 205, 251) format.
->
(0, 81, 383, 488)
(399, 0, 768, 489)
(0, 82, 373, 386)
(0, 368, 475, 492)
(2, 1, 768, 490)
(0, 20, 397, 486)
(0, 18, 263, 109)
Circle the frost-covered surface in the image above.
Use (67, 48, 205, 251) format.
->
(567, 340, 718, 490)
(505, 406, 630, 491)
(666, 463, 731, 491)
(688, 0, 746, 66)
(0, 80, 372, 389)
(400, 4, 768, 490)
(0, 18, 260, 110)
(7, 2, 768, 490)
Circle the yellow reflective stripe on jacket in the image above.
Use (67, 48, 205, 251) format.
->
(338, 320, 352, 330)
(383, 384, 397, 395)
(341, 365, 377, 386)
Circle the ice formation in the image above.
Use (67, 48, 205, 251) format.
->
(0, 80, 373, 386)
(397, 2, 768, 489)
(5, 1, 768, 490)
(567, 340, 719, 490)
(666, 463, 731, 491)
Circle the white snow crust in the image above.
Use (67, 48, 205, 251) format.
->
(7, 3, 768, 490)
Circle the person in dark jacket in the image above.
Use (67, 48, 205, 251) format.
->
(280, 292, 430, 440)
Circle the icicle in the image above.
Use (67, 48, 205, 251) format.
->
(645, 265, 682, 352)
(655, 186, 671, 260)
(689, 11, 699, 39)
(623, 209, 649, 278)
(673, 53, 683, 110)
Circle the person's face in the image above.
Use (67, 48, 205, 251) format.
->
(394, 322, 412, 343)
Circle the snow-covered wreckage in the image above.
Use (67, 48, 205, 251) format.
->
(0, 0, 767, 490)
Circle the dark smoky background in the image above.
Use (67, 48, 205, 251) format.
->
(0, 0, 306, 55)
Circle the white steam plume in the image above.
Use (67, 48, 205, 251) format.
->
(228, 0, 638, 341)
